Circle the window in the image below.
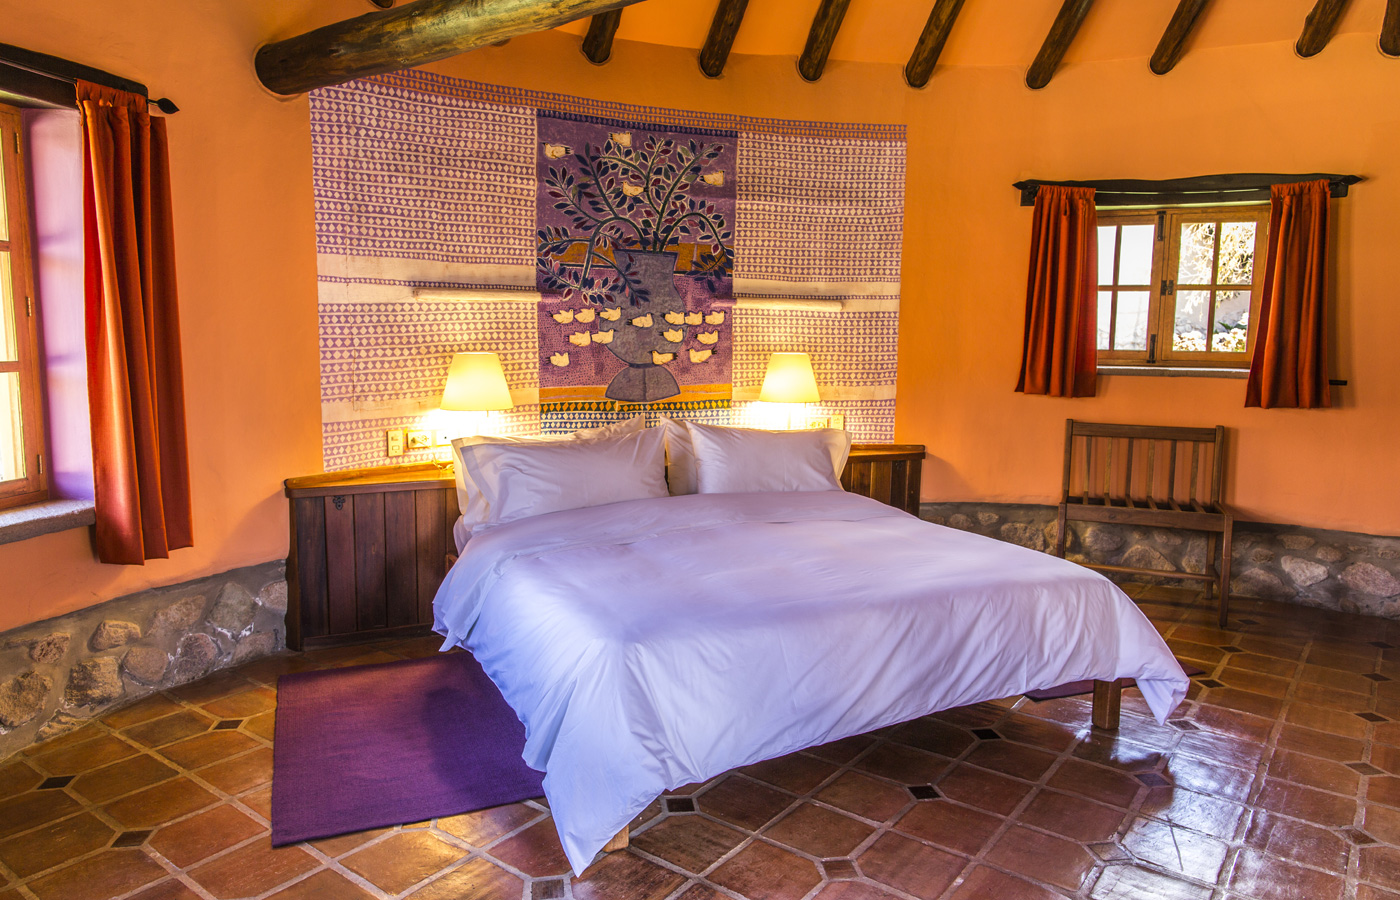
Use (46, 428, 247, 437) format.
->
(1096, 205, 1269, 368)
(0, 103, 47, 509)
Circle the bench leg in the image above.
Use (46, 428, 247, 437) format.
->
(1055, 505, 1069, 558)
(1092, 679, 1121, 730)
(1219, 522, 1233, 629)
(603, 825, 629, 853)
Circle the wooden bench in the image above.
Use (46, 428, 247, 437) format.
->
(1054, 420, 1235, 627)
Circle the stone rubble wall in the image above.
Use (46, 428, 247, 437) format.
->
(920, 502, 1400, 620)
(0, 561, 285, 761)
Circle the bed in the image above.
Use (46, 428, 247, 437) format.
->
(432, 422, 1188, 875)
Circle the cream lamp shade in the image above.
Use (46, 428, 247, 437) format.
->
(440, 352, 514, 411)
(758, 352, 820, 404)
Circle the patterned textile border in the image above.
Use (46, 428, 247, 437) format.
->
(371, 70, 905, 142)
(540, 400, 733, 435)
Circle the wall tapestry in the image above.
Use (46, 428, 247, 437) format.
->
(310, 70, 904, 471)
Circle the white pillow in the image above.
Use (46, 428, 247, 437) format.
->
(458, 427, 668, 529)
(450, 416, 645, 522)
(659, 417, 698, 496)
(684, 422, 852, 494)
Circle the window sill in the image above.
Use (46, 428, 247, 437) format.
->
(0, 499, 96, 546)
(1098, 365, 1249, 380)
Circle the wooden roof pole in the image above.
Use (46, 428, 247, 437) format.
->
(1295, 0, 1351, 58)
(1150, 0, 1212, 75)
(905, 0, 967, 88)
(1026, 0, 1095, 90)
(798, 0, 852, 82)
(255, 0, 644, 96)
(699, 0, 750, 78)
(582, 8, 623, 64)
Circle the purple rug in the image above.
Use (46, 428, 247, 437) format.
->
(1024, 662, 1205, 702)
(271, 652, 543, 846)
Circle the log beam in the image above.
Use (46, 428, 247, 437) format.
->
(255, 0, 644, 96)
(1295, 0, 1351, 58)
(1382, 0, 1400, 56)
(1150, 0, 1212, 75)
(797, 0, 852, 82)
(1026, 0, 1095, 90)
(581, 8, 623, 64)
(904, 0, 967, 88)
(699, 0, 750, 78)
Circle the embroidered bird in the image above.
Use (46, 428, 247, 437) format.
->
(664, 311, 685, 325)
(652, 351, 675, 365)
(551, 309, 574, 324)
(704, 311, 725, 325)
(684, 312, 703, 326)
(631, 314, 653, 327)
(689, 348, 713, 364)
(696, 331, 719, 345)
(575, 308, 596, 323)
(621, 183, 645, 197)
(610, 132, 632, 147)
(600, 307, 621, 321)
(663, 329, 684, 343)
(568, 331, 591, 347)
(550, 352, 570, 366)
(543, 143, 571, 159)
(591, 329, 615, 344)
(701, 171, 724, 187)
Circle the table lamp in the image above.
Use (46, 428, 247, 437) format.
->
(758, 352, 820, 430)
(439, 351, 514, 439)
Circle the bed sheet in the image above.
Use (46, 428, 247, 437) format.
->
(433, 490, 1187, 874)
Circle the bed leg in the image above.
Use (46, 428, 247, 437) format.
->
(602, 825, 629, 853)
(1092, 679, 1121, 730)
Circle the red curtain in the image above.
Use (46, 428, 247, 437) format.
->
(1015, 185, 1099, 398)
(77, 80, 192, 564)
(1245, 180, 1332, 409)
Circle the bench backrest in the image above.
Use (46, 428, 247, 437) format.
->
(1061, 420, 1227, 511)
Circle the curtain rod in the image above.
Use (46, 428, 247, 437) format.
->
(1012, 173, 1361, 207)
(0, 42, 178, 114)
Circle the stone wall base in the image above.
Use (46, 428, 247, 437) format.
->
(0, 561, 286, 761)
(920, 502, 1400, 620)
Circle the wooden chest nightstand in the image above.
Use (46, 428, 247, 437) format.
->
(284, 443, 924, 649)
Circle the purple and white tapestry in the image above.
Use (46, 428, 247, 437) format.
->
(309, 71, 905, 470)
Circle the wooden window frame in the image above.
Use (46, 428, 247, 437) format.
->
(1096, 204, 1269, 370)
(0, 103, 47, 510)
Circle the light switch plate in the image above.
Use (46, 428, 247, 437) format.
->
(829, 413, 846, 431)
(385, 429, 405, 457)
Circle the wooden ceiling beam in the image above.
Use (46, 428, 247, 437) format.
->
(699, 0, 750, 78)
(905, 0, 967, 88)
(1381, 0, 1400, 56)
(582, 8, 623, 64)
(1295, 0, 1351, 58)
(1026, 0, 1095, 90)
(255, 0, 644, 96)
(798, 0, 852, 82)
(1150, 0, 1212, 75)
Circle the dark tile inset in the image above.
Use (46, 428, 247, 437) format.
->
(1089, 841, 1130, 861)
(113, 830, 153, 848)
(1169, 719, 1200, 731)
(532, 878, 566, 900)
(1237, 618, 1259, 625)
(822, 859, 859, 881)
(214, 720, 243, 731)
(665, 797, 695, 813)
(1220, 645, 1243, 654)
(1366, 674, 1393, 682)
(1373, 642, 1397, 650)
(1136, 772, 1171, 787)
(1350, 762, 1385, 776)
(1359, 712, 1389, 723)
(971, 728, 1000, 741)
(1343, 827, 1379, 845)
(1197, 679, 1225, 689)
(907, 785, 938, 801)
(38, 776, 75, 790)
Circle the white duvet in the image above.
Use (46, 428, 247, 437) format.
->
(433, 491, 1187, 874)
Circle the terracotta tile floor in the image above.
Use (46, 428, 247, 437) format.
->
(5, 584, 1400, 899)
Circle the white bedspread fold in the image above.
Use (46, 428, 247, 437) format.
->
(433, 491, 1186, 874)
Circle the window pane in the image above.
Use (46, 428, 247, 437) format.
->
(1213, 290, 1250, 352)
(1173, 289, 1211, 351)
(0, 371, 23, 482)
(1115, 290, 1150, 350)
(0, 250, 15, 362)
(1177, 222, 1217, 284)
(1118, 225, 1154, 285)
(1218, 222, 1257, 285)
(1097, 226, 1116, 285)
(1097, 290, 1113, 349)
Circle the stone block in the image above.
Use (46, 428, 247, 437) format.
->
(232, 631, 278, 665)
(91, 620, 142, 651)
(1233, 568, 1286, 599)
(1182, 537, 1207, 575)
(1250, 548, 1275, 564)
(1341, 563, 1400, 598)
(1156, 531, 1184, 547)
(153, 595, 206, 636)
(170, 633, 220, 684)
(29, 633, 70, 664)
(948, 514, 971, 530)
(64, 658, 124, 708)
(1280, 534, 1316, 551)
(0, 671, 51, 727)
(976, 512, 1000, 527)
(1281, 556, 1328, 588)
(1082, 525, 1124, 554)
(997, 522, 1044, 552)
(36, 711, 84, 743)
(122, 647, 169, 685)
(1315, 545, 1345, 563)
(1121, 544, 1174, 574)
(257, 581, 288, 614)
(208, 584, 257, 637)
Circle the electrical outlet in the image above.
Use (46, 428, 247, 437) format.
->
(385, 429, 405, 457)
(406, 430, 432, 451)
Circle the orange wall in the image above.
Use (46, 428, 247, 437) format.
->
(5, 1, 1397, 633)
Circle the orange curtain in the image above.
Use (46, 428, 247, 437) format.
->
(78, 80, 192, 564)
(1015, 185, 1099, 398)
(1245, 180, 1332, 409)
